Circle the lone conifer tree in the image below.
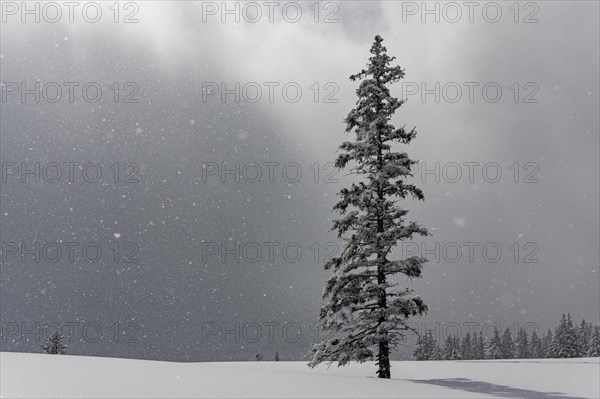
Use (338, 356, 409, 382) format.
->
(41, 331, 68, 354)
(309, 35, 429, 379)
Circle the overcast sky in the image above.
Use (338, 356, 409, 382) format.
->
(1, 1, 598, 361)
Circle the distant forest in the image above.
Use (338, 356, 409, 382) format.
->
(414, 314, 600, 360)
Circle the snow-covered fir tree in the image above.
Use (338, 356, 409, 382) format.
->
(550, 314, 580, 358)
(564, 314, 580, 356)
(488, 327, 503, 359)
(500, 328, 515, 359)
(413, 333, 428, 360)
(577, 319, 592, 357)
(413, 334, 426, 360)
(413, 330, 437, 360)
(516, 327, 530, 359)
(309, 35, 429, 379)
(586, 325, 599, 357)
(460, 332, 473, 360)
(452, 336, 462, 360)
(547, 316, 563, 358)
(542, 329, 553, 358)
(431, 339, 442, 360)
(441, 336, 452, 360)
(41, 331, 68, 354)
(530, 330, 542, 359)
(474, 331, 486, 360)
(442, 336, 461, 360)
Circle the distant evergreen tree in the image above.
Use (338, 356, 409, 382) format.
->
(442, 336, 453, 360)
(500, 328, 515, 359)
(587, 325, 599, 357)
(516, 327, 530, 359)
(530, 330, 542, 359)
(426, 331, 437, 360)
(549, 313, 580, 358)
(542, 328, 553, 358)
(41, 331, 67, 354)
(431, 340, 442, 360)
(414, 334, 427, 360)
(442, 335, 461, 360)
(474, 331, 486, 360)
(564, 314, 580, 357)
(577, 319, 592, 357)
(547, 315, 564, 358)
(451, 336, 462, 360)
(413, 330, 437, 360)
(488, 327, 502, 359)
(460, 332, 472, 360)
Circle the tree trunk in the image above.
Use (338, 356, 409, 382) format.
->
(377, 341, 391, 378)
(374, 79, 391, 378)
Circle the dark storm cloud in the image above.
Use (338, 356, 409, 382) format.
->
(1, 1, 598, 361)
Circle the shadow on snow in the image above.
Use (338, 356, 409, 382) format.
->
(408, 378, 588, 399)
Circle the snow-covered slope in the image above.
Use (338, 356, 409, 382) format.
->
(1, 352, 598, 398)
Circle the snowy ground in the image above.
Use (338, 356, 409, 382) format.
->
(1, 352, 598, 398)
